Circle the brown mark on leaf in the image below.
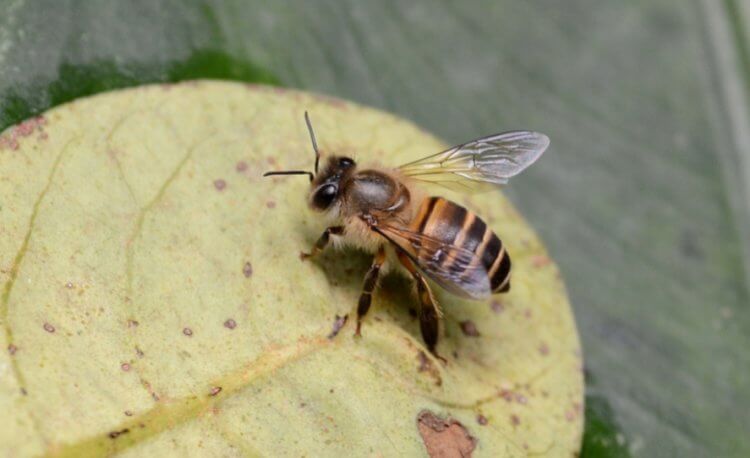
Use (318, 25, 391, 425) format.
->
(459, 320, 480, 337)
(135, 346, 144, 358)
(490, 300, 504, 314)
(183, 327, 193, 337)
(327, 314, 348, 339)
(43, 322, 55, 333)
(213, 179, 227, 191)
(127, 319, 139, 328)
(121, 363, 131, 372)
(236, 161, 248, 172)
(539, 342, 550, 356)
(532, 255, 551, 268)
(266, 200, 276, 209)
(8, 344, 18, 355)
(108, 428, 130, 439)
(224, 318, 237, 329)
(209, 386, 222, 396)
(417, 410, 477, 458)
(417, 351, 442, 386)
(124, 410, 133, 417)
(510, 414, 520, 426)
(243, 262, 253, 278)
(476, 414, 488, 426)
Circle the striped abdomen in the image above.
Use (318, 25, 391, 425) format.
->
(410, 196, 511, 294)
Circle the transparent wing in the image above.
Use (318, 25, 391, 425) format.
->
(373, 223, 491, 300)
(398, 131, 550, 187)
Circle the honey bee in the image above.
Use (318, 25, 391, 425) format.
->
(264, 113, 549, 359)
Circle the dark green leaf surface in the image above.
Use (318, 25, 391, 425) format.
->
(1, 1, 748, 456)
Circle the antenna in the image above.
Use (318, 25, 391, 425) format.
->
(262, 170, 314, 182)
(305, 111, 320, 174)
(262, 112, 320, 182)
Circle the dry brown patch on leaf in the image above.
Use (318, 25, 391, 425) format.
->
(417, 410, 477, 458)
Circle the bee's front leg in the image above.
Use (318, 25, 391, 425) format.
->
(300, 226, 344, 260)
(354, 246, 386, 337)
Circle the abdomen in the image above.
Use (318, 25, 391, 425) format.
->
(410, 197, 511, 294)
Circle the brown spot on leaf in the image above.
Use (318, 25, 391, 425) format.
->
(135, 346, 144, 358)
(127, 319, 139, 328)
(243, 262, 253, 278)
(124, 410, 133, 417)
(510, 414, 520, 426)
(539, 342, 550, 356)
(490, 300, 504, 313)
(43, 323, 55, 333)
(209, 386, 222, 396)
(459, 320, 480, 337)
(213, 179, 227, 191)
(327, 314, 348, 339)
(476, 414, 488, 426)
(183, 327, 193, 337)
(266, 200, 276, 209)
(417, 351, 442, 386)
(224, 318, 237, 329)
(532, 255, 551, 268)
(417, 410, 477, 458)
(236, 161, 248, 172)
(108, 428, 130, 439)
(121, 363, 131, 372)
(8, 344, 17, 355)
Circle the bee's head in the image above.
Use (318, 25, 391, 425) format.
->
(263, 112, 356, 212)
(309, 156, 356, 211)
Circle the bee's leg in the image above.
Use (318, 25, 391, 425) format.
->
(396, 251, 446, 362)
(355, 246, 386, 336)
(300, 226, 344, 260)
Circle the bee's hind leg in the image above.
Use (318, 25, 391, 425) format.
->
(301, 226, 344, 260)
(355, 246, 387, 337)
(396, 251, 446, 363)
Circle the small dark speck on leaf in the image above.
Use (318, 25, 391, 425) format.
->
(459, 320, 480, 337)
(8, 344, 17, 355)
(135, 346, 144, 358)
(224, 318, 237, 329)
(183, 327, 193, 337)
(214, 179, 227, 191)
(243, 262, 253, 278)
(43, 323, 55, 333)
(477, 415, 488, 426)
(124, 410, 133, 417)
(329, 388, 335, 394)
(209, 386, 222, 396)
(511, 414, 520, 426)
(127, 319, 139, 328)
(491, 300, 504, 313)
(108, 428, 130, 439)
(121, 363, 131, 372)
(236, 161, 248, 172)
(327, 314, 348, 339)
(266, 201, 276, 209)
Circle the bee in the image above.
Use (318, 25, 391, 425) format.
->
(264, 113, 549, 359)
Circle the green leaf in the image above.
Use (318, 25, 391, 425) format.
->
(0, 82, 582, 456)
(1, 1, 749, 456)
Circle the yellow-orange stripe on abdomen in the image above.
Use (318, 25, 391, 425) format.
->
(410, 197, 511, 294)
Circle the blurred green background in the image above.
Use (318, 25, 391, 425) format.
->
(1, 1, 748, 456)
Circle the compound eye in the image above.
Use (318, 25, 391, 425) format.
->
(312, 184, 337, 209)
(338, 157, 355, 168)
